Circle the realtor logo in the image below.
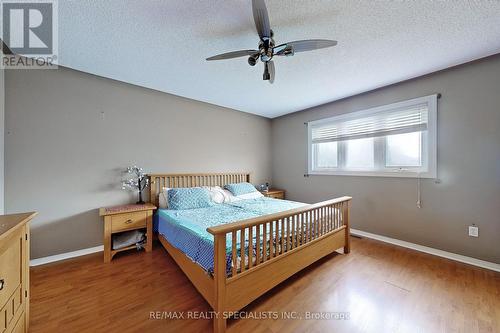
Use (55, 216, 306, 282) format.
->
(1, 0, 58, 69)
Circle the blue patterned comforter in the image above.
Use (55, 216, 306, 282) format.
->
(155, 197, 306, 275)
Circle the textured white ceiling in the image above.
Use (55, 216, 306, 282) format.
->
(59, 0, 500, 118)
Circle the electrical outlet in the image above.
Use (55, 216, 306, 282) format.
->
(468, 225, 479, 237)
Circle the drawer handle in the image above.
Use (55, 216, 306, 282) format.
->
(125, 219, 133, 224)
(0, 279, 4, 291)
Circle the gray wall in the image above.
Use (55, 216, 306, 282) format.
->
(5, 67, 272, 259)
(271, 55, 500, 264)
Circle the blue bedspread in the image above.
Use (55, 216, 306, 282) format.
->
(155, 197, 306, 275)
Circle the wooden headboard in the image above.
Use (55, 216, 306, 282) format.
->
(148, 173, 250, 207)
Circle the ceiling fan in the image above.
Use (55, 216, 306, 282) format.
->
(206, 0, 337, 83)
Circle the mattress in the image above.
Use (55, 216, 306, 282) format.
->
(155, 197, 307, 275)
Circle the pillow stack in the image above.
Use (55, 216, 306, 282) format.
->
(158, 182, 263, 210)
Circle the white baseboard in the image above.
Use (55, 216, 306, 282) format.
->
(350, 228, 500, 273)
(30, 245, 103, 267)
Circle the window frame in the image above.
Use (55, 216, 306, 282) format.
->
(307, 95, 437, 178)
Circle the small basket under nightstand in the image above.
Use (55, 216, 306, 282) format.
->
(99, 203, 156, 263)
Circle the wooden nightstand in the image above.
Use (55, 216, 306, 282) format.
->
(261, 189, 285, 199)
(99, 203, 156, 263)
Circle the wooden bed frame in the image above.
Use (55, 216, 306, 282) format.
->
(148, 173, 351, 333)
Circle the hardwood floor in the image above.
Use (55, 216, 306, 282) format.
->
(30, 237, 500, 333)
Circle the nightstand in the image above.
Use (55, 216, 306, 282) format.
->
(99, 203, 156, 263)
(261, 189, 285, 199)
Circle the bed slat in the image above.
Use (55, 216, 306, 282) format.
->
(231, 231, 237, 277)
(248, 226, 254, 269)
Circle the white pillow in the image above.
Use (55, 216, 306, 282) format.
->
(222, 189, 241, 202)
(203, 186, 242, 203)
(158, 187, 170, 209)
(236, 191, 264, 200)
(203, 186, 226, 204)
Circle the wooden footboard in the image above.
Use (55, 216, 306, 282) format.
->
(207, 196, 352, 333)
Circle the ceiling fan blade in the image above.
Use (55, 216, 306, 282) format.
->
(252, 0, 271, 39)
(275, 39, 337, 55)
(268, 60, 275, 84)
(206, 49, 259, 61)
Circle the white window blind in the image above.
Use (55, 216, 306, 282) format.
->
(311, 103, 429, 144)
(307, 94, 438, 178)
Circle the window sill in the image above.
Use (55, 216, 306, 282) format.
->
(308, 170, 436, 179)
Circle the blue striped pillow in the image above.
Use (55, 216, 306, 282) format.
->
(224, 182, 258, 196)
(167, 188, 213, 210)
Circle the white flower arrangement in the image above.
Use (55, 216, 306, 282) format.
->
(122, 166, 150, 204)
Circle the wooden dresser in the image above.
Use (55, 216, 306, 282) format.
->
(0, 212, 37, 333)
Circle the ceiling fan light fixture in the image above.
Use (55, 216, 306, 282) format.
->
(248, 56, 258, 66)
(263, 63, 270, 80)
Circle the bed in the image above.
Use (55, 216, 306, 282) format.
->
(148, 173, 351, 333)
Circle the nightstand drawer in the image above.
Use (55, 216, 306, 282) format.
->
(267, 192, 284, 199)
(111, 212, 147, 232)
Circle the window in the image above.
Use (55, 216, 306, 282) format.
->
(345, 137, 374, 169)
(386, 132, 422, 167)
(307, 95, 437, 178)
(315, 142, 338, 168)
